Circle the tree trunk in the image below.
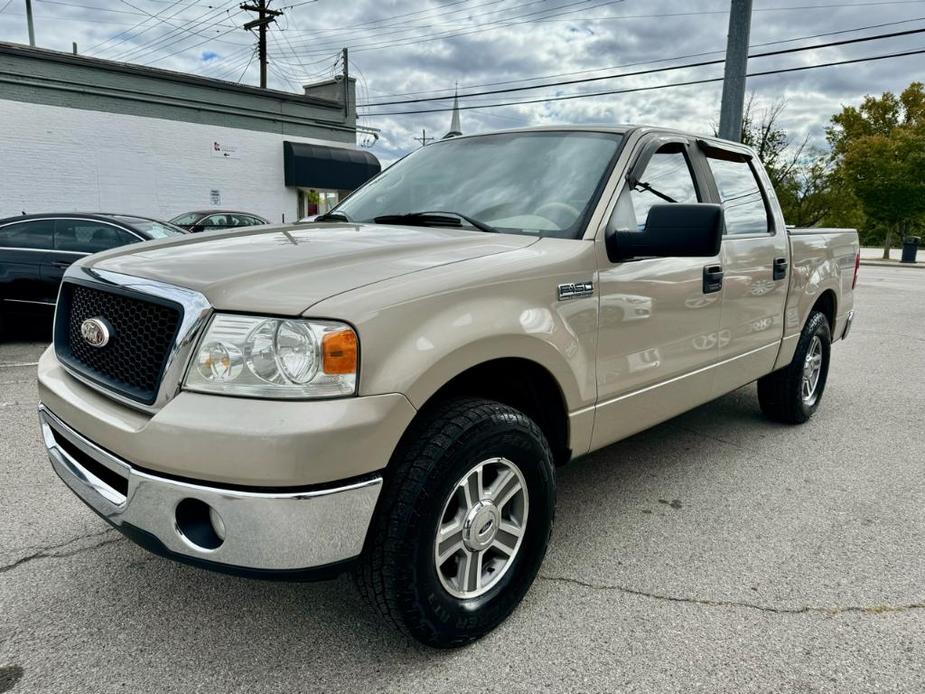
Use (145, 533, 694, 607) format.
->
(882, 226, 893, 260)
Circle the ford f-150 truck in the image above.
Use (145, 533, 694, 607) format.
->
(37, 126, 859, 647)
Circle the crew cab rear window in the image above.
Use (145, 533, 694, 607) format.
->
(0, 219, 54, 249)
(705, 154, 771, 235)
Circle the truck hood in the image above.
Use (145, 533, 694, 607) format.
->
(90, 223, 537, 315)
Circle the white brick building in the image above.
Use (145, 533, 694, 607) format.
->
(0, 43, 380, 223)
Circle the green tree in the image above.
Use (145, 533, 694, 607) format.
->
(716, 95, 836, 226)
(827, 82, 925, 258)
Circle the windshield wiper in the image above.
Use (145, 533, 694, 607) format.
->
(633, 181, 677, 203)
(372, 211, 499, 234)
(315, 211, 351, 222)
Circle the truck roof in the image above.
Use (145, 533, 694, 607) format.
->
(444, 125, 757, 157)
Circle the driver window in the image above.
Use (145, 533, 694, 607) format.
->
(611, 144, 700, 232)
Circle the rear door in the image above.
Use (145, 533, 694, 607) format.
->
(0, 218, 57, 312)
(697, 141, 789, 395)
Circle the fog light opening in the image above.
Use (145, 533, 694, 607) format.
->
(175, 498, 224, 550)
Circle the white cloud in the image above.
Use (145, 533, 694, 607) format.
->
(1, 0, 922, 163)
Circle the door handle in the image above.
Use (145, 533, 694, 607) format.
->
(773, 257, 788, 280)
(51, 260, 72, 269)
(703, 264, 724, 294)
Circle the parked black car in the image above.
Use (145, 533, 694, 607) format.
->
(0, 213, 185, 336)
(168, 210, 269, 232)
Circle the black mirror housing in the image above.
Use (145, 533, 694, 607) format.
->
(607, 203, 723, 262)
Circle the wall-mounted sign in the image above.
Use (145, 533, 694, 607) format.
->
(211, 141, 239, 159)
(209, 189, 221, 205)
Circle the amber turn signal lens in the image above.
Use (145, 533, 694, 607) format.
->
(322, 329, 357, 374)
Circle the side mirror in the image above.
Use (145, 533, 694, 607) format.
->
(189, 224, 203, 233)
(607, 203, 723, 262)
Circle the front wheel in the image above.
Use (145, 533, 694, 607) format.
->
(355, 398, 556, 648)
(758, 310, 832, 424)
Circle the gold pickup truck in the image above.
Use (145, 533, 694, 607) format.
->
(37, 126, 859, 647)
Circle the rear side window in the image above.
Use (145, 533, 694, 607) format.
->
(200, 215, 228, 228)
(0, 220, 54, 249)
(55, 220, 138, 253)
(705, 155, 771, 235)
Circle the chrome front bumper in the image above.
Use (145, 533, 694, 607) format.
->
(39, 405, 382, 574)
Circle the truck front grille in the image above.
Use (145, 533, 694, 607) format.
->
(54, 282, 183, 406)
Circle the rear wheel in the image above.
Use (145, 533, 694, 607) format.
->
(758, 310, 831, 424)
(355, 398, 555, 648)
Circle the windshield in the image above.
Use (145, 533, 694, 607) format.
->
(169, 212, 202, 226)
(335, 131, 624, 239)
(115, 217, 185, 238)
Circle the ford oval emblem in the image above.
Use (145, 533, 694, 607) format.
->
(80, 317, 111, 348)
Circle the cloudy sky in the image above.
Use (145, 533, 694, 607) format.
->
(1, 0, 923, 163)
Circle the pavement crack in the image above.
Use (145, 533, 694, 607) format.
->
(538, 574, 925, 616)
(0, 529, 122, 575)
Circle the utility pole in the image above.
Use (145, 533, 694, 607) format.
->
(718, 0, 753, 142)
(24, 0, 35, 46)
(72, 42, 78, 55)
(341, 47, 349, 118)
(241, 0, 282, 89)
(413, 129, 434, 147)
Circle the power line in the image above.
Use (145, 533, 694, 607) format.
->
(87, 0, 186, 54)
(283, 0, 629, 56)
(135, 14, 245, 64)
(360, 25, 925, 108)
(110, 2, 240, 61)
(363, 46, 925, 116)
(281, 0, 925, 56)
(360, 14, 925, 101)
(117, 7, 243, 62)
(281, 0, 559, 48)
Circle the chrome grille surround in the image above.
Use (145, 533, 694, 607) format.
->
(54, 264, 212, 413)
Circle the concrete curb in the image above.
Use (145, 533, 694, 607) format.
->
(860, 260, 925, 269)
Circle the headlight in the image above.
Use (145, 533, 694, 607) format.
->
(184, 314, 357, 398)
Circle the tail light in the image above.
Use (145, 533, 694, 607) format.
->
(852, 251, 860, 289)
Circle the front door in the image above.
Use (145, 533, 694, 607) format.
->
(592, 136, 724, 450)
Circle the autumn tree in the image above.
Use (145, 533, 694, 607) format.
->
(827, 82, 925, 258)
(718, 95, 836, 227)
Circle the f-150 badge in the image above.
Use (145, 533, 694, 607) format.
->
(558, 281, 594, 300)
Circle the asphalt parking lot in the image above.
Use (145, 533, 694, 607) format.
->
(1, 264, 922, 693)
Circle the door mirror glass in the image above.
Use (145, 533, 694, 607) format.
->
(607, 204, 724, 261)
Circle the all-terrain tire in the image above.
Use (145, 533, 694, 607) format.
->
(355, 397, 556, 648)
(758, 310, 832, 424)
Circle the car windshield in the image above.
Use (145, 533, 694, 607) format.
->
(169, 212, 202, 226)
(115, 217, 185, 238)
(334, 131, 624, 239)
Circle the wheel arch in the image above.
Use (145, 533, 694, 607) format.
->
(417, 356, 572, 465)
(810, 289, 837, 332)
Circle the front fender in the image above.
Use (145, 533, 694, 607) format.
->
(359, 293, 597, 411)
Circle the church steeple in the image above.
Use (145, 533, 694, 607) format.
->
(443, 84, 462, 139)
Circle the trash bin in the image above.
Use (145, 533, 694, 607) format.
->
(901, 236, 920, 264)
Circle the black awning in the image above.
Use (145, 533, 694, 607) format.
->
(283, 141, 381, 191)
